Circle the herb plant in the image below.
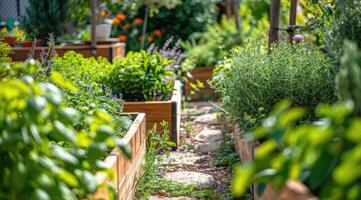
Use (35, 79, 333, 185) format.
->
(51, 52, 131, 135)
(233, 100, 361, 200)
(323, 0, 361, 60)
(336, 41, 361, 116)
(0, 77, 130, 199)
(108, 51, 174, 101)
(182, 17, 242, 67)
(210, 42, 335, 129)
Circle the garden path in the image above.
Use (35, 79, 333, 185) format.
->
(149, 102, 235, 199)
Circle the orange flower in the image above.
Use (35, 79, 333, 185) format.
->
(100, 10, 110, 17)
(153, 29, 162, 37)
(118, 34, 127, 42)
(147, 35, 153, 42)
(123, 23, 131, 29)
(112, 18, 121, 25)
(133, 18, 143, 25)
(116, 13, 126, 21)
(138, 35, 144, 41)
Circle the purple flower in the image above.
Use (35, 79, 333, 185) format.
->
(292, 34, 304, 42)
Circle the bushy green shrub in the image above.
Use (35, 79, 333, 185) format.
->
(182, 18, 242, 67)
(146, 0, 219, 44)
(51, 52, 131, 134)
(0, 77, 130, 199)
(210, 43, 335, 128)
(323, 0, 361, 60)
(233, 100, 361, 200)
(336, 41, 361, 116)
(21, 0, 69, 42)
(0, 42, 11, 63)
(108, 51, 174, 101)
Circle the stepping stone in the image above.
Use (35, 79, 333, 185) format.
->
(149, 196, 196, 200)
(198, 140, 221, 153)
(158, 152, 205, 166)
(163, 171, 215, 189)
(194, 129, 222, 142)
(194, 113, 220, 125)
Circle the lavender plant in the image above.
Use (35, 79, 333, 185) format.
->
(148, 37, 203, 94)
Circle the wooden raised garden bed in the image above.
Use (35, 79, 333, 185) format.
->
(233, 125, 315, 200)
(185, 67, 219, 101)
(233, 124, 277, 200)
(123, 80, 182, 147)
(94, 112, 146, 200)
(9, 40, 125, 62)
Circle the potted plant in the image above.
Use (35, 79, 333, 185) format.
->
(87, 8, 113, 40)
(0, 27, 25, 47)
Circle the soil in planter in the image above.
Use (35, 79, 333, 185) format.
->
(135, 102, 250, 200)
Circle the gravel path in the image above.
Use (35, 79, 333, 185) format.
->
(150, 102, 233, 199)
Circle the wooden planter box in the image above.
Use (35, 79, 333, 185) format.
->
(123, 81, 182, 147)
(233, 124, 277, 200)
(94, 113, 146, 200)
(9, 40, 125, 62)
(233, 125, 316, 200)
(185, 67, 219, 101)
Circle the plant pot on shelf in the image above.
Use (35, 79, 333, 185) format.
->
(123, 80, 182, 148)
(3, 36, 17, 47)
(21, 39, 42, 47)
(94, 113, 146, 199)
(87, 24, 112, 40)
(185, 67, 219, 101)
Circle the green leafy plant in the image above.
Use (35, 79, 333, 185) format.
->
(51, 52, 131, 136)
(336, 41, 361, 116)
(182, 17, 242, 67)
(322, 0, 361, 60)
(210, 42, 335, 129)
(108, 51, 174, 101)
(0, 77, 130, 199)
(232, 100, 361, 200)
(21, 0, 70, 42)
(0, 42, 12, 63)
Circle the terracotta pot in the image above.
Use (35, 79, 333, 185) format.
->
(21, 40, 42, 47)
(3, 36, 17, 47)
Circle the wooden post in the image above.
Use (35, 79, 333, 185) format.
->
(234, 0, 240, 31)
(268, 0, 281, 51)
(91, 0, 97, 55)
(140, 5, 149, 50)
(289, 0, 298, 42)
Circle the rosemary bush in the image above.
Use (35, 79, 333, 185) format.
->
(210, 42, 336, 128)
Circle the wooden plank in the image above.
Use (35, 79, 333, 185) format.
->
(94, 112, 146, 199)
(9, 42, 126, 61)
(123, 81, 182, 146)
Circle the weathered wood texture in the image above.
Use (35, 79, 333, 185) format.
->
(9, 41, 125, 62)
(233, 125, 317, 200)
(233, 125, 278, 200)
(185, 67, 219, 101)
(94, 113, 146, 200)
(123, 81, 182, 147)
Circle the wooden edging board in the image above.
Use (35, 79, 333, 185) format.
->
(233, 124, 277, 200)
(233, 125, 316, 200)
(94, 112, 146, 200)
(9, 42, 126, 62)
(123, 80, 182, 148)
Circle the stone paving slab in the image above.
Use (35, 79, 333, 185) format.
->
(163, 171, 215, 189)
(149, 196, 196, 200)
(158, 152, 205, 166)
